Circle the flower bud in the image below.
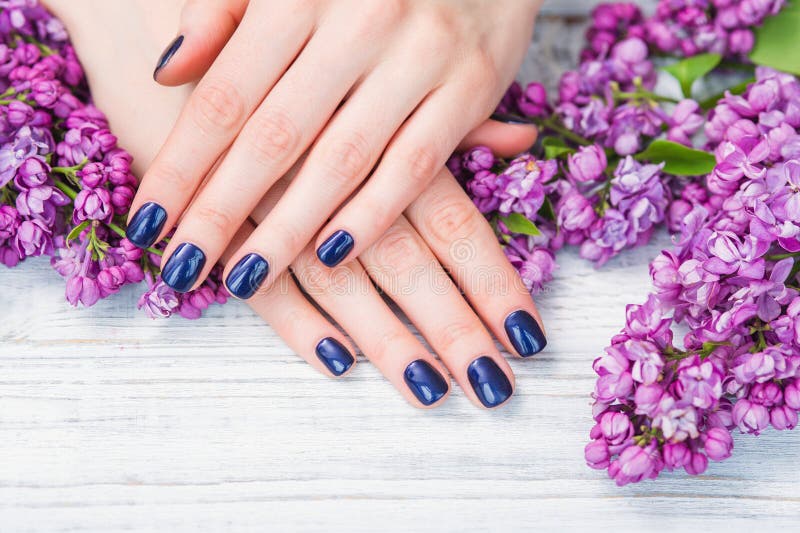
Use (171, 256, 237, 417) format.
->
(567, 144, 607, 183)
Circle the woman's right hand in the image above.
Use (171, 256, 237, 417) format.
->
(47, 0, 548, 408)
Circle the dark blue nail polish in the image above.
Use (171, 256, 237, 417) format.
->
(316, 230, 354, 267)
(490, 112, 535, 126)
(504, 310, 547, 357)
(316, 338, 355, 376)
(467, 356, 513, 408)
(161, 243, 206, 293)
(404, 360, 449, 406)
(226, 253, 269, 300)
(126, 202, 167, 249)
(153, 35, 184, 80)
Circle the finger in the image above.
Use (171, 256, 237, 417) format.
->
(247, 192, 451, 409)
(406, 169, 547, 358)
(153, 0, 248, 85)
(457, 116, 539, 158)
(221, 47, 442, 297)
(126, 1, 316, 250)
(219, 194, 356, 378)
(360, 217, 515, 409)
(313, 81, 489, 269)
(154, 17, 381, 293)
(294, 248, 452, 408)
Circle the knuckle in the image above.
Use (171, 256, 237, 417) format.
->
(425, 196, 481, 245)
(344, 0, 407, 44)
(150, 160, 193, 193)
(324, 132, 372, 187)
(422, 4, 461, 40)
(372, 330, 407, 363)
(271, 220, 306, 259)
(467, 49, 501, 100)
(370, 226, 425, 274)
(194, 204, 237, 234)
(436, 320, 477, 352)
(405, 145, 440, 186)
(246, 110, 301, 167)
(298, 262, 354, 296)
(191, 78, 246, 134)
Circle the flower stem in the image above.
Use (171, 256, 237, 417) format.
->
(535, 116, 592, 147)
(107, 222, 163, 257)
(53, 179, 77, 200)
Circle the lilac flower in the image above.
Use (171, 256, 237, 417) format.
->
(611, 443, 660, 486)
(567, 144, 607, 183)
(674, 356, 723, 409)
(517, 82, 550, 118)
(462, 146, 495, 174)
(73, 187, 113, 223)
(0, 204, 20, 244)
(585, 439, 611, 470)
(138, 276, 180, 319)
(496, 156, 556, 220)
(13, 217, 51, 257)
(467, 170, 501, 214)
(667, 99, 705, 146)
(703, 427, 734, 461)
(732, 398, 770, 434)
(504, 237, 556, 292)
(65, 275, 100, 307)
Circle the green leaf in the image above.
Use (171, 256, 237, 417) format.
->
(699, 76, 755, 111)
(66, 220, 90, 243)
(663, 53, 722, 97)
(635, 139, 716, 176)
(538, 197, 557, 223)
(542, 136, 574, 159)
(750, 1, 800, 75)
(499, 212, 542, 237)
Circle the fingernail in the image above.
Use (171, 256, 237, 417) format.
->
(126, 202, 167, 249)
(504, 310, 547, 357)
(404, 360, 449, 406)
(161, 243, 206, 293)
(153, 35, 184, 80)
(316, 230, 354, 267)
(490, 113, 535, 126)
(467, 356, 513, 408)
(226, 253, 269, 300)
(316, 338, 355, 376)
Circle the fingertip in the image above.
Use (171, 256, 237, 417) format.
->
(458, 116, 539, 158)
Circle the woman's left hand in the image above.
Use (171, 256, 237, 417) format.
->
(125, 0, 541, 297)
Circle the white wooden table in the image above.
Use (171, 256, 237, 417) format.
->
(2, 1, 799, 531)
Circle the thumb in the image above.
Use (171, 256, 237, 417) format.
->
(153, 0, 248, 86)
(457, 115, 539, 158)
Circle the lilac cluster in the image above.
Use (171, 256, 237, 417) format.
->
(0, 1, 227, 318)
(587, 67, 800, 485)
(581, 1, 785, 60)
(646, 0, 785, 58)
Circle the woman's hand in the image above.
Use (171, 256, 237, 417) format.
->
(124, 0, 542, 298)
(46, 0, 547, 408)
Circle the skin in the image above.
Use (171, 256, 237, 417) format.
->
(44, 0, 545, 409)
(126, 0, 542, 298)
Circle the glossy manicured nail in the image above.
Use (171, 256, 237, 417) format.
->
(467, 356, 513, 408)
(226, 253, 269, 300)
(153, 35, 184, 80)
(404, 360, 449, 406)
(504, 310, 547, 357)
(161, 243, 206, 293)
(126, 202, 167, 249)
(490, 113, 535, 126)
(316, 338, 355, 376)
(317, 230, 354, 267)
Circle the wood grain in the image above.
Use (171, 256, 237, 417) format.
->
(2, 1, 799, 531)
